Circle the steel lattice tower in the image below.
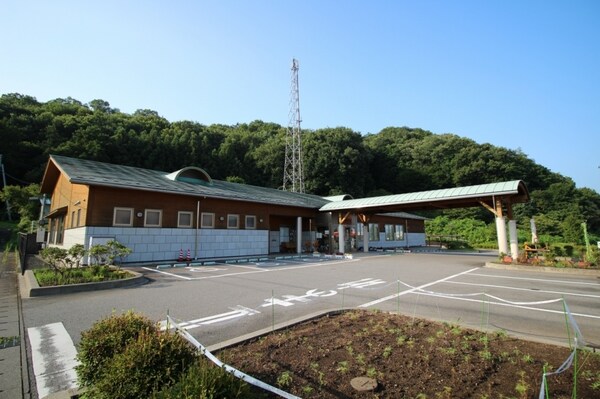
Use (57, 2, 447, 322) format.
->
(282, 58, 305, 193)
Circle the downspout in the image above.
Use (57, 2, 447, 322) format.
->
(195, 200, 200, 259)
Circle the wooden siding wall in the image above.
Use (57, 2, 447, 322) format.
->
(87, 186, 317, 229)
(50, 175, 89, 228)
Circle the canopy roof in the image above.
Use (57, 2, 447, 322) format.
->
(319, 180, 529, 214)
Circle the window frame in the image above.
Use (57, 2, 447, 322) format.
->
(368, 223, 379, 241)
(245, 215, 256, 230)
(395, 224, 405, 241)
(385, 224, 394, 241)
(177, 211, 194, 228)
(113, 207, 134, 227)
(144, 209, 163, 228)
(200, 212, 215, 228)
(227, 214, 239, 229)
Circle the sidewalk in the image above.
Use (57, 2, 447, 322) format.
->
(0, 252, 30, 399)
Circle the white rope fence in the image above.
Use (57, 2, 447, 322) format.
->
(166, 315, 301, 399)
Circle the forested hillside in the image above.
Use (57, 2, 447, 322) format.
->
(1, 93, 599, 242)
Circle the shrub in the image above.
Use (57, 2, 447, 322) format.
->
(40, 246, 69, 272)
(87, 329, 197, 399)
(76, 311, 156, 387)
(152, 357, 253, 399)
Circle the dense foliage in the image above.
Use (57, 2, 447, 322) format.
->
(76, 311, 252, 399)
(1, 93, 599, 242)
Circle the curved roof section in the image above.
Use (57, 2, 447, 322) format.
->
(166, 167, 212, 185)
(322, 194, 353, 202)
(320, 180, 529, 213)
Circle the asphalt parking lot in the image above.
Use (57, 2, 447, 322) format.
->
(21, 251, 600, 398)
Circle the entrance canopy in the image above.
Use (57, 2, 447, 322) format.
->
(319, 180, 529, 214)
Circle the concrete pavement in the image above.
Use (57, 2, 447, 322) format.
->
(0, 252, 30, 399)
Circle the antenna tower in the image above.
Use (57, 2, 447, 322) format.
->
(282, 58, 304, 192)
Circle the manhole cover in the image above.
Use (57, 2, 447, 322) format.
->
(350, 376, 378, 392)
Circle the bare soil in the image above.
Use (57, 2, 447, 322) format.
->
(222, 310, 600, 398)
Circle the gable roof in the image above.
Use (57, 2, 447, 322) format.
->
(319, 180, 529, 213)
(41, 155, 329, 209)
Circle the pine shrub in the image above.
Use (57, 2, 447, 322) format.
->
(86, 329, 196, 399)
(76, 311, 156, 387)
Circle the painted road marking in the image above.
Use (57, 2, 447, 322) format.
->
(161, 306, 261, 331)
(188, 267, 224, 272)
(443, 280, 600, 300)
(143, 258, 360, 281)
(142, 266, 193, 280)
(261, 289, 338, 307)
(28, 322, 78, 399)
(338, 278, 386, 289)
(359, 267, 481, 308)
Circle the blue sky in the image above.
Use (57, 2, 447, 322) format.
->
(2, 1, 599, 192)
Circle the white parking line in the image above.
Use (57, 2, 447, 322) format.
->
(359, 267, 480, 308)
(442, 280, 600, 299)
(142, 267, 193, 280)
(143, 258, 360, 281)
(28, 322, 79, 398)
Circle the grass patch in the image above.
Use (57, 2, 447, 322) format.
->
(33, 266, 132, 287)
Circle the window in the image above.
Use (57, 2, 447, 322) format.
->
(48, 219, 56, 244)
(227, 214, 239, 229)
(144, 209, 162, 227)
(178, 211, 194, 228)
(56, 215, 65, 244)
(77, 209, 81, 227)
(368, 223, 379, 241)
(201, 212, 214, 228)
(113, 207, 134, 226)
(385, 224, 394, 241)
(395, 224, 404, 241)
(245, 215, 256, 229)
(71, 211, 75, 228)
(356, 223, 364, 239)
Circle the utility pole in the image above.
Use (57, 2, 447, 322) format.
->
(282, 58, 305, 193)
(0, 154, 11, 221)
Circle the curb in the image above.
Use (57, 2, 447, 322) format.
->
(21, 269, 147, 297)
(484, 262, 600, 276)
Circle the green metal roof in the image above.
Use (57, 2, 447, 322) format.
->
(319, 180, 529, 212)
(45, 155, 329, 209)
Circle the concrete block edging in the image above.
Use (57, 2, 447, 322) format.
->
(22, 269, 147, 297)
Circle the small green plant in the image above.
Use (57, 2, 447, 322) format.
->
(522, 353, 534, 363)
(302, 385, 315, 396)
(356, 353, 366, 366)
(479, 350, 492, 361)
(439, 347, 457, 355)
(366, 367, 377, 378)
(276, 371, 293, 388)
(336, 361, 349, 374)
(397, 334, 407, 346)
(383, 345, 393, 358)
(426, 336, 436, 344)
(514, 370, 529, 398)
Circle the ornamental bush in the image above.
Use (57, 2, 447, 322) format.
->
(86, 329, 196, 399)
(152, 357, 253, 399)
(75, 311, 156, 387)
